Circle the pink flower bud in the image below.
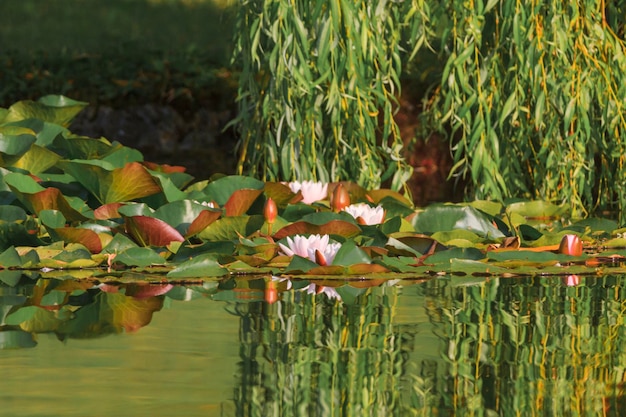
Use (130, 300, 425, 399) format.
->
(264, 197, 277, 224)
(558, 234, 583, 256)
(331, 183, 350, 212)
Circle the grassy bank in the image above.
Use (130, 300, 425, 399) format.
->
(0, 0, 237, 109)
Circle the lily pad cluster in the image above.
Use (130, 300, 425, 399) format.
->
(1, 96, 626, 281)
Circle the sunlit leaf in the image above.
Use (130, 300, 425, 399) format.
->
(386, 233, 446, 257)
(506, 201, 568, 219)
(5, 95, 87, 126)
(113, 247, 167, 267)
(101, 233, 138, 254)
(54, 227, 103, 254)
(4, 118, 67, 147)
(0, 125, 37, 155)
(424, 247, 486, 265)
(197, 215, 264, 241)
(0, 246, 23, 268)
(203, 175, 264, 206)
(94, 202, 125, 220)
(413, 204, 505, 239)
(167, 253, 228, 278)
(274, 220, 361, 239)
(367, 189, 413, 207)
(224, 188, 263, 216)
(264, 181, 296, 206)
(8, 144, 61, 174)
(345, 263, 390, 274)
(332, 240, 371, 266)
(284, 255, 318, 273)
(124, 216, 185, 247)
(57, 160, 162, 204)
(154, 200, 222, 237)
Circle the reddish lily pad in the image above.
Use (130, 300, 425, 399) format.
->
(54, 227, 103, 253)
(274, 220, 361, 239)
(94, 203, 125, 220)
(124, 216, 185, 247)
(263, 182, 296, 206)
(224, 188, 264, 216)
(186, 209, 222, 238)
(345, 263, 390, 274)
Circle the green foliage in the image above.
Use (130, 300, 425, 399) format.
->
(417, 0, 626, 219)
(0, 95, 625, 280)
(232, 0, 429, 191)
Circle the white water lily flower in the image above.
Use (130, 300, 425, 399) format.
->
(288, 180, 328, 204)
(342, 203, 385, 225)
(278, 234, 341, 266)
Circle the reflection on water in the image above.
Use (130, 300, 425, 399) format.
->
(2, 274, 626, 416)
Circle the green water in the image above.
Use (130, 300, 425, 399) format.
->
(1, 275, 625, 416)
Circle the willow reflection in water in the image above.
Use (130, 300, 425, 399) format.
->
(228, 276, 626, 417)
(1, 274, 626, 416)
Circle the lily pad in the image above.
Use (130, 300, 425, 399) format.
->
(57, 160, 162, 204)
(167, 253, 228, 278)
(413, 204, 505, 239)
(124, 216, 185, 247)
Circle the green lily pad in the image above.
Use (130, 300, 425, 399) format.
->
(5, 95, 87, 126)
(197, 215, 265, 241)
(113, 247, 167, 267)
(8, 144, 61, 175)
(203, 175, 264, 206)
(154, 200, 221, 237)
(332, 240, 371, 266)
(0, 125, 37, 156)
(506, 200, 568, 219)
(413, 204, 505, 239)
(0, 246, 23, 268)
(167, 253, 228, 278)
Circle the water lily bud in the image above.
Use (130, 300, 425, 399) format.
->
(331, 183, 350, 212)
(264, 197, 277, 224)
(558, 234, 583, 256)
(315, 249, 328, 266)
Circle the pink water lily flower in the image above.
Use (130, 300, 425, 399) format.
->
(342, 203, 385, 225)
(288, 180, 329, 204)
(278, 234, 341, 266)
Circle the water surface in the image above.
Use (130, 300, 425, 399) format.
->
(1, 274, 625, 416)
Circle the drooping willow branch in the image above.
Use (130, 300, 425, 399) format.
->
(232, 0, 429, 191)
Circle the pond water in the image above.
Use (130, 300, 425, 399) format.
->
(1, 274, 626, 417)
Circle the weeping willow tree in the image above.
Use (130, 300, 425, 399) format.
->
(419, 0, 626, 218)
(232, 0, 429, 191)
